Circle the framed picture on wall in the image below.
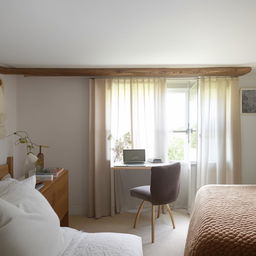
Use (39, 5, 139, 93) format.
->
(240, 88, 256, 114)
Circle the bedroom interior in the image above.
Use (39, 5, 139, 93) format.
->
(1, 0, 256, 255)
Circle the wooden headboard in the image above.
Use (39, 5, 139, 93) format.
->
(0, 156, 13, 179)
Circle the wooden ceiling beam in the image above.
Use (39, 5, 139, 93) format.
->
(0, 66, 251, 77)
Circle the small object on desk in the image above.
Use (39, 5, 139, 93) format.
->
(36, 174, 54, 181)
(35, 182, 45, 190)
(123, 149, 146, 164)
(114, 163, 146, 167)
(147, 158, 162, 163)
(35, 145, 45, 171)
(36, 167, 64, 177)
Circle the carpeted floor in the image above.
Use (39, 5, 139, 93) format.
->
(70, 208, 190, 256)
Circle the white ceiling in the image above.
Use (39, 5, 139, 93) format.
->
(0, 0, 256, 68)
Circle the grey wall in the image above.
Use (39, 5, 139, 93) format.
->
(0, 75, 17, 171)
(1, 70, 256, 215)
(16, 77, 89, 215)
(240, 68, 256, 184)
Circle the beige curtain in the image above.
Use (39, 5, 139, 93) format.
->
(196, 77, 241, 188)
(88, 79, 111, 218)
(0, 83, 6, 139)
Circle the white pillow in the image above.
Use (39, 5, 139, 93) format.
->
(20, 175, 36, 188)
(0, 178, 64, 256)
(1, 175, 36, 186)
(0, 173, 11, 180)
(0, 175, 36, 197)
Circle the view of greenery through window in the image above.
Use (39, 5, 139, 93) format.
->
(168, 134, 184, 160)
(167, 84, 197, 161)
(110, 81, 198, 163)
(168, 132, 197, 161)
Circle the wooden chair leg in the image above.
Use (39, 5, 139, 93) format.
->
(166, 204, 175, 229)
(161, 205, 166, 214)
(133, 200, 145, 228)
(151, 205, 155, 243)
(157, 205, 161, 218)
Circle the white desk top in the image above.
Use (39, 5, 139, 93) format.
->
(111, 162, 171, 170)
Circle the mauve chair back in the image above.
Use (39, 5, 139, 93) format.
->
(150, 162, 181, 205)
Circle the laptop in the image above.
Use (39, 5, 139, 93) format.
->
(123, 149, 146, 165)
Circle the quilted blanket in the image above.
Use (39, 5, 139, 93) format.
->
(184, 185, 256, 256)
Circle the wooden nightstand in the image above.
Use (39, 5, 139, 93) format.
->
(39, 170, 69, 226)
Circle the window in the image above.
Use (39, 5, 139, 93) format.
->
(108, 78, 198, 164)
(167, 79, 198, 162)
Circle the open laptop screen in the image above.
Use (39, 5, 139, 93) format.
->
(123, 149, 145, 164)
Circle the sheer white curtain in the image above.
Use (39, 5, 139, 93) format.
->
(196, 77, 241, 188)
(106, 78, 167, 213)
(106, 78, 167, 162)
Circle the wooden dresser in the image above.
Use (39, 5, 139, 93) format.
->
(39, 170, 69, 226)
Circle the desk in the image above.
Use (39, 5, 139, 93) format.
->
(110, 163, 170, 215)
(111, 163, 169, 170)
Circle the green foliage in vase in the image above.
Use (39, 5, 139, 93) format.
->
(13, 131, 36, 153)
(112, 132, 132, 163)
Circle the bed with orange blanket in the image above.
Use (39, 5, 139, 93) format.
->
(185, 185, 256, 256)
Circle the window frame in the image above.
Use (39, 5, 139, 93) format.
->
(166, 79, 198, 162)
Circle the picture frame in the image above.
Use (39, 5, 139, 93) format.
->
(240, 88, 256, 114)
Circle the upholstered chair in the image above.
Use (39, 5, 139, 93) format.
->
(130, 163, 181, 243)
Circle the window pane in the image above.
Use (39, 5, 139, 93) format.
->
(167, 91, 187, 130)
(189, 84, 198, 162)
(189, 131, 197, 161)
(168, 133, 186, 161)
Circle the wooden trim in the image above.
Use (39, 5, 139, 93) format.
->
(7, 156, 14, 178)
(0, 66, 251, 77)
(0, 157, 14, 179)
(0, 164, 10, 179)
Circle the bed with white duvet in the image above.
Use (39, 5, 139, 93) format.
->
(0, 173, 143, 256)
(61, 227, 142, 256)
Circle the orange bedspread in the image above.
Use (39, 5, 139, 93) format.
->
(184, 185, 256, 256)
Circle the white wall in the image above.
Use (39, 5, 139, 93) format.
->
(3, 70, 254, 216)
(240, 68, 256, 184)
(16, 77, 89, 215)
(0, 75, 17, 170)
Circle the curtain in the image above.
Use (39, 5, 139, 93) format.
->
(106, 78, 167, 162)
(105, 78, 167, 214)
(0, 83, 6, 139)
(88, 78, 166, 217)
(196, 77, 241, 189)
(88, 79, 111, 218)
(88, 77, 241, 216)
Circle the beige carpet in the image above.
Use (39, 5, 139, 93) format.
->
(70, 208, 190, 256)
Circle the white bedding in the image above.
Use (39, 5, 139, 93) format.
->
(60, 227, 143, 256)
